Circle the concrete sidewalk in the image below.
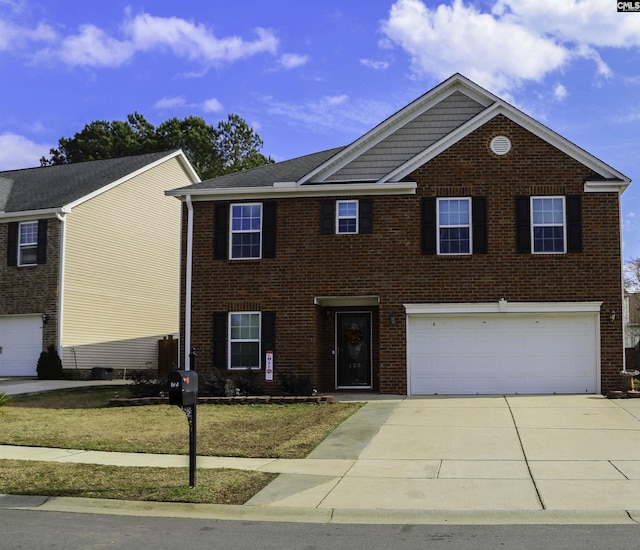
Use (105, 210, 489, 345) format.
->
(4, 382, 640, 523)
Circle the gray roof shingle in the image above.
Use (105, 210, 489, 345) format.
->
(172, 146, 345, 192)
(0, 150, 177, 213)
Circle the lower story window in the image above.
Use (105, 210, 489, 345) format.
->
(229, 312, 261, 369)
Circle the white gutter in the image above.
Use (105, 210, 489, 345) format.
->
(0, 207, 71, 222)
(56, 212, 67, 358)
(166, 181, 418, 201)
(184, 195, 194, 371)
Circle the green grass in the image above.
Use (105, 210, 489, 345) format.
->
(0, 460, 276, 504)
(0, 386, 362, 504)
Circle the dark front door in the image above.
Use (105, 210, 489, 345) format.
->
(336, 312, 372, 388)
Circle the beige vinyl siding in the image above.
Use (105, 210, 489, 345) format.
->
(61, 157, 188, 371)
(328, 92, 485, 181)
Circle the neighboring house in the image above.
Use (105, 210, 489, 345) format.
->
(624, 292, 640, 370)
(0, 150, 200, 377)
(167, 74, 630, 396)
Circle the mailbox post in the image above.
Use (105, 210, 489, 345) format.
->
(168, 370, 198, 487)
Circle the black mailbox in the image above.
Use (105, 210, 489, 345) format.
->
(168, 370, 198, 406)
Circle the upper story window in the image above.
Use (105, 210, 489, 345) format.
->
(421, 197, 487, 256)
(516, 195, 581, 254)
(320, 199, 373, 235)
(18, 221, 39, 266)
(438, 198, 471, 254)
(336, 200, 358, 234)
(531, 196, 566, 254)
(228, 312, 261, 369)
(230, 203, 262, 259)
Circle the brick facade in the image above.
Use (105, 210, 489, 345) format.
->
(182, 114, 624, 395)
(0, 218, 60, 352)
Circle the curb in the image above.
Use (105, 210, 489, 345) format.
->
(2, 494, 640, 525)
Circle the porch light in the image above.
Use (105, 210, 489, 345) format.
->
(610, 309, 616, 322)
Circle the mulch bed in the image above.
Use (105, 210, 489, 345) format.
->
(110, 395, 335, 406)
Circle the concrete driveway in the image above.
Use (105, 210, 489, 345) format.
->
(247, 395, 640, 514)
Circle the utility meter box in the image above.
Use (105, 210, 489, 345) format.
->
(168, 370, 198, 406)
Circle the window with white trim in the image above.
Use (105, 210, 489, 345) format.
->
(531, 196, 565, 253)
(230, 203, 262, 259)
(437, 198, 471, 254)
(18, 221, 38, 266)
(229, 312, 261, 369)
(336, 200, 358, 234)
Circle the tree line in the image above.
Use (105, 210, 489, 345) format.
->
(40, 112, 273, 180)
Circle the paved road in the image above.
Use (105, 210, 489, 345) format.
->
(1, 509, 638, 550)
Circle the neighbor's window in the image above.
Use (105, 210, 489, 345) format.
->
(336, 200, 358, 234)
(18, 221, 38, 266)
(230, 203, 262, 259)
(531, 197, 565, 253)
(229, 312, 261, 369)
(437, 198, 471, 254)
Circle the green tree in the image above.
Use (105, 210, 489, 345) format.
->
(41, 112, 272, 180)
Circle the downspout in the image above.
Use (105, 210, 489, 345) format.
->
(620, 191, 627, 371)
(184, 195, 194, 371)
(56, 212, 67, 359)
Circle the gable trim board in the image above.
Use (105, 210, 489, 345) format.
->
(405, 302, 602, 395)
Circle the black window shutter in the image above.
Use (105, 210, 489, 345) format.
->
(515, 196, 531, 253)
(566, 195, 582, 253)
(261, 311, 276, 368)
(320, 200, 335, 234)
(262, 202, 277, 258)
(36, 219, 47, 264)
(7, 222, 18, 266)
(212, 312, 228, 369)
(214, 204, 229, 260)
(359, 199, 373, 234)
(421, 197, 437, 255)
(472, 197, 488, 254)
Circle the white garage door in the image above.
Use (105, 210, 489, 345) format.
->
(408, 313, 598, 395)
(0, 315, 43, 377)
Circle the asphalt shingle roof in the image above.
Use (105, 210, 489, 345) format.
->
(0, 150, 177, 213)
(174, 146, 345, 192)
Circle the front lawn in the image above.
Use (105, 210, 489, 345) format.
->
(0, 386, 362, 504)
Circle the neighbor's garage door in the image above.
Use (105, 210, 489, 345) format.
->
(0, 315, 43, 377)
(407, 313, 598, 395)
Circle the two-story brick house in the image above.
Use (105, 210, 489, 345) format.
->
(168, 74, 630, 395)
(1, 150, 199, 377)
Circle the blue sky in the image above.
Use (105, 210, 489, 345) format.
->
(1, 0, 639, 260)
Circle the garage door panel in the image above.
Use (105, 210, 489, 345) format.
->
(0, 315, 42, 377)
(409, 313, 598, 395)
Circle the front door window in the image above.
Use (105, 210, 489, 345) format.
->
(336, 313, 372, 388)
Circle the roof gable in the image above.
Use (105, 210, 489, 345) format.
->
(298, 73, 630, 190)
(0, 150, 199, 216)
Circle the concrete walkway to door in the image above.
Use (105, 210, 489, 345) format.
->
(246, 394, 640, 518)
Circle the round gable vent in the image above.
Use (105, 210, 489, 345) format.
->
(490, 135, 512, 155)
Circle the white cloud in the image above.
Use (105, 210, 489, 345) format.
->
(381, 0, 640, 95)
(360, 58, 390, 70)
(202, 97, 224, 113)
(33, 11, 279, 68)
(553, 83, 568, 101)
(0, 19, 56, 51)
(264, 94, 394, 136)
(153, 96, 187, 110)
(277, 53, 309, 69)
(0, 133, 51, 170)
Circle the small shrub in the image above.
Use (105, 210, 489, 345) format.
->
(129, 371, 168, 398)
(36, 345, 64, 380)
(198, 369, 228, 397)
(279, 371, 313, 396)
(0, 392, 11, 414)
(232, 369, 263, 396)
